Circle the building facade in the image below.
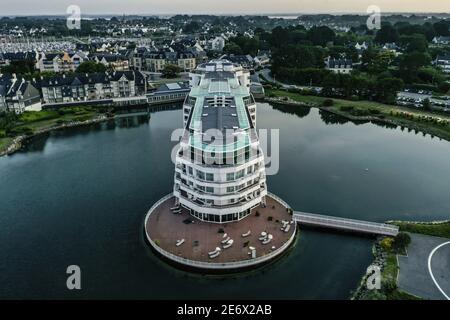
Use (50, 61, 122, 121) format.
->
(173, 60, 265, 223)
(40, 71, 147, 104)
(0, 74, 41, 113)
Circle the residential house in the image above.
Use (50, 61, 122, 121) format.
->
(325, 57, 353, 74)
(432, 36, 450, 45)
(0, 74, 41, 113)
(207, 36, 226, 51)
(223, 54, 254, 69)
(36, 52, 87, 73)
(40, 71, 147, 104)
(434, 54, 450, 74)
(144, 51, 196, 72)
(94, 54, 130, 71)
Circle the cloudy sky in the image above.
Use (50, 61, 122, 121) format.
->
(1, 0, 450, 15)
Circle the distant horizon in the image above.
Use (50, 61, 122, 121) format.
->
(1, 0, 449, 16)
(1, 12, 450, 18)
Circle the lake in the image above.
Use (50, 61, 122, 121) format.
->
(1, 102, 449, 299)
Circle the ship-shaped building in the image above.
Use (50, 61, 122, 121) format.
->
(173, 60, 267, 223)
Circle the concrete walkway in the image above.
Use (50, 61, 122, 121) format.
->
(398, 233, 450, 300)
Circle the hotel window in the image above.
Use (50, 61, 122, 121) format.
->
(188, 166, 193, 175)
(236, 169, 244, 179)
(205, 173, 214, 182)
(226, 172, 234, 181)
(247, 166, 253, 174)
(206, 186, 214, 193)
(196, 170, 205, 180)
(226, 186, 235, 193)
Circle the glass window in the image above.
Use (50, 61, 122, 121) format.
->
(236, 169, 244, 179)
(226, 186, 235, 193)
(197, 170, 205, 180)
(226, 172, 234, 181)
(188, 166, 193, 175)
(205, 173, 214, 181)
(206, 186, 214, 193)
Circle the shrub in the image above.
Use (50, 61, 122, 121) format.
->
(340, 106, 354, 112)
(369, 108, 381, 115)
(322, 99, 334, 107)
(350, 108, 370, 116)
(380, 237, 394, 252)
(393, 232, 411, 253)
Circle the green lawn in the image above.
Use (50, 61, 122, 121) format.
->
(0, 137, 13, 151)
(1, 107, 104, 154)
(391, 221, 450, 238)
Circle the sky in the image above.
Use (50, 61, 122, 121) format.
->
(1, 0, 450, 16)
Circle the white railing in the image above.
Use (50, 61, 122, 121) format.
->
(293, 211, 399, 236)
(144, 193, 297, 269)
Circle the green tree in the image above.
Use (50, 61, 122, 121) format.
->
(422, 98, 432, 111)
(161, 64, 181, 79)
(433, 20, 450, 37)
(393, 232, 411, 252)
(76, 61, 107, 73)
(375, 24, 399, 44)
(223, 42, 243, 55)
(306, 26, 336, 46)
(0, 60, 35, 74)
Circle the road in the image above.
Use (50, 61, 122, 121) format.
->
(256, 68, 322, 92)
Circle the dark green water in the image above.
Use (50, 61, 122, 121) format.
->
(1, 102, 450, 299)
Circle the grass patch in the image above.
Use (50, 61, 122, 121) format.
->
(391, 221, 450, 238)
(0, 137, 13, 151)
(0, 107, 104, 154)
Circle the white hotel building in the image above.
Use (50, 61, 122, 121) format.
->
(173, 60, 267, 223)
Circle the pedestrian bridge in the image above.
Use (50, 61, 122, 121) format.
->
(293, 211, 399, 237)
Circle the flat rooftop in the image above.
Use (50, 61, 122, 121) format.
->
(187, 68, 253, 152)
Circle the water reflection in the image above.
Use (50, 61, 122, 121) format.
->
(270, 102, 311, 118)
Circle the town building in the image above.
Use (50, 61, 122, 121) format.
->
(0, 74, 41, 113)
(36, 52, 87, 73)
(432, 36, 450, 45)
(94, 54, 130, 71)
(325, 57, 353, 74)
(40, 71, 147, 104)
(434, 54, 450, 74)
(144, 51, 196, 72)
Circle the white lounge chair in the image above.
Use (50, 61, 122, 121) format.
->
(242, 230, 251, 237)
(209, 251, 221, 259)
(170, 206, 180, 211)
(221, 236, 231, 244)
(222, 233, 228, 238)
(262, 234, 273, 245)
(222, 239, 234, 249)
(176, 239, 185, 247)
(208, 247, 221, 256)
(283, 224, 291, 233)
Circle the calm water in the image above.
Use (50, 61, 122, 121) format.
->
(1, 102, 450, 299)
